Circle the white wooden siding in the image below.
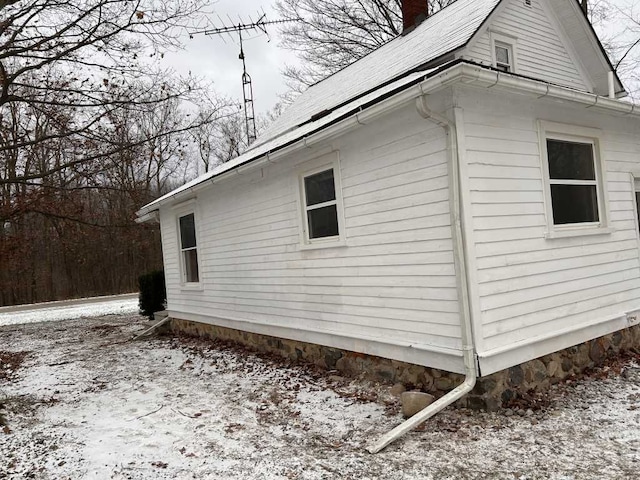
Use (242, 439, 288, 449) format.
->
(465, 0, 589, 91)
(159, 103, 463, 369)
(459, 87, 640, 357)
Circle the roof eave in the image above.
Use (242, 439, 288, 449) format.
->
(136, 62, 640, 219)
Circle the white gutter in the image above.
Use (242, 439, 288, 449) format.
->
(366, 95, 478, 454)
(135, 210, 160, 224)
(136, 63, 640, 222)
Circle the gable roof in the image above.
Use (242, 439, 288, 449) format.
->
(546, 0, 625, 97)
(138, 0, 627, 216)
(254, 0, 502, 150)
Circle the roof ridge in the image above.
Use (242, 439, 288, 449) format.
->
(305, 0, 472, 89)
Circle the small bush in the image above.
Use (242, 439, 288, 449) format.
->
(138, 270, 166, 319)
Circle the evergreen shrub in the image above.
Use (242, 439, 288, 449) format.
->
(138, 270, 166, 319)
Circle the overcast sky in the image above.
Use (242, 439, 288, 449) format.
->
(158, 0, 637, 114)
(160, 0, 297, 115)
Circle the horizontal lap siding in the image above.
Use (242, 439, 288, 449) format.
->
(462, 93, 640, 353)
(161, 104, 462, 355)
(466, 0, 588, 91)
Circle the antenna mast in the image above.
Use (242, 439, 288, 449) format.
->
(194, 14, 295, 145)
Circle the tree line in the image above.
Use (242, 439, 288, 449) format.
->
(1, 0, 638, 307)
(0, 0, 247, 306)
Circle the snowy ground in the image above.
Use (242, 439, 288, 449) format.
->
(0, 295, 139, 327)
(1, 312, 639, 479)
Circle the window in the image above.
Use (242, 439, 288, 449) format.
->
(490, 32, 517, 73)
(546, 139, 599, 225)
(179, 213, 199, 283)
(633, 177, 640, 237)
(539, 121, 610, 238)
(304, 169, 339, 239)
(494, 42, 513, 72)
(298, 156, 345, 248)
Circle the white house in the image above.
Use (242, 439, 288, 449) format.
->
(137, 0, 640, 449)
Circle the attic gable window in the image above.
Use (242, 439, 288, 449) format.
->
(495, 43, 513, 72)
(539, 121, 611, 238)
(490, 32, 517, 73)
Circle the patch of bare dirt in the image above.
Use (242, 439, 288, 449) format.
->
(1, 351, 30, 381)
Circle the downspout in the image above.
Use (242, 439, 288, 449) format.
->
(367, 95, 478, 453)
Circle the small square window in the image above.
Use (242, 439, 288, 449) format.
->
(179, 213, 199, 283)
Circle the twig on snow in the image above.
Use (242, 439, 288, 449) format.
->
(130, 404, 165, 421)
(48, 361, 73, 367)
(171, 407, 202, 419)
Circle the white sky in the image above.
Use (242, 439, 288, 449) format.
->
(160, 1, 298, 115)
(157, 0, 638, 114)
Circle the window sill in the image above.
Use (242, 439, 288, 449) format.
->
(299, 238, 347, 251)
(544, 226, 614, 239)
(179, 283, 204, 292)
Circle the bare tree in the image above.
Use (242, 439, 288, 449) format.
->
(0, 1, 242, 306)
(275, 0, 455, 87)
(276, 0, 640, 100)
(0, 0, 208, 190)
(586, 0, 640, 99)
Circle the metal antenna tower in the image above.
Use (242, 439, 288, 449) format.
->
(194, 14, 296, 145)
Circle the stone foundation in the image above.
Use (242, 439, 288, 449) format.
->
(169, 318, 640, 411)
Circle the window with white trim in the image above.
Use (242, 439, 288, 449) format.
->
(178, 213, 199, 283)
(490, 32, 517, 74)
(303, 168, 339, 239)
(494, 42, 513, 72)
(546, 139, 599, 225)
(539, 122, 609, 237)
(298, 157, 345, 248)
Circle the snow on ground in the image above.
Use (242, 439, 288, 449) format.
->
(1, 313, 639, 479)
(0, 297, 139, 326)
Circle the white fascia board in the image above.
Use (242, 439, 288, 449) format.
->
(136, 62, 640, 219)
(462, 0, 511, 57)
(539, 0, 597, 94)
(549, 0, 625, 95)
(135, 210, 159, 224)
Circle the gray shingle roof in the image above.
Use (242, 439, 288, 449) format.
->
(139, 0, 502, 213)
(254, 0, 501, 149)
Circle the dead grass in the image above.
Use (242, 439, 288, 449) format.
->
(0, 351, 30, 381)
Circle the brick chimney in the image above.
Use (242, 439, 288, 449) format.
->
(402, 0, 429, 33)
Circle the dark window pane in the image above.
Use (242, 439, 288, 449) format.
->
(308, 205, 339, 239)
(305, 169, 336, 206)
(547, 140, 595, 180)
(636, 192, 640, 234)
(184, 249, 199, 283)
(551, 185, 599, 224)
(179, 213, 197, 249)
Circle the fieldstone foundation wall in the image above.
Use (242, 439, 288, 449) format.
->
(169, 319, 640, 411)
